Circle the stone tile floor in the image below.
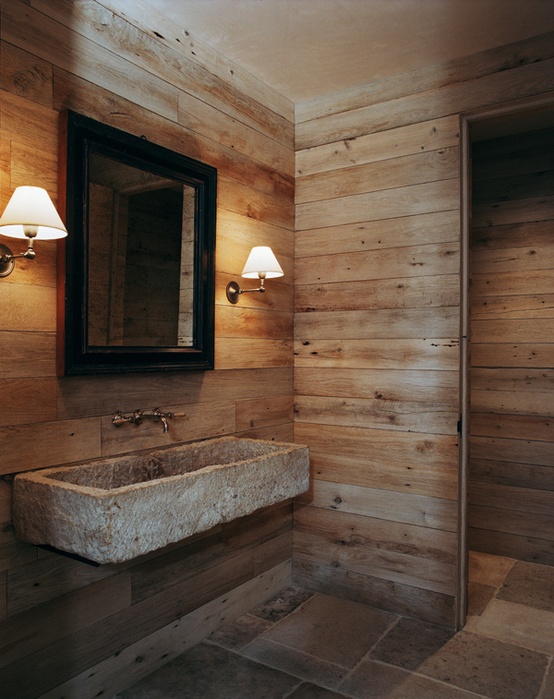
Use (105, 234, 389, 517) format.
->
(116, 552, 554, 698)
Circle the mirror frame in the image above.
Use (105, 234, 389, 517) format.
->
(57, 111, 217, 376)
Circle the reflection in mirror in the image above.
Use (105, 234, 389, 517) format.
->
(88, 153, 195, 348)
(58, 110, 217, 375)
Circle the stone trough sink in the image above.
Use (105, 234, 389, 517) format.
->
(12, 436, 309, 565)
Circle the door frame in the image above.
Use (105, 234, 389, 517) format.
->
(456, 92, 554, 630)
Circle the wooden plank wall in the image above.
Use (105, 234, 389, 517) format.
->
(293, 31, 554, 627)
(469, 127, 554, 565)
(0, 0, 295, 695)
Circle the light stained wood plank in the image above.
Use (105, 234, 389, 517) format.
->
(295, 506, 456, 564)
(294, 338, 459, 370)
(471, 367, 554, 393)
(471, 219, 553, 250)
(295, 274, 459, 312)
(472, 343, 554, 368)
(0, 331, 56, 378)
(472, 244, 554, 274)
(296, 146, 458, 204)
(296, 210, 460, 259)
(216, 305, 293, 340)
(294, 529, 456, 595)
(472, 318, 554, 343)
(218, 175, 294, 230)
(237, 422, 294, 443)
(0, 418, 101, 476)
(0, 378, 57, 427)
(469, 504, 554, 541)
(297, 480, 457, 531)
(472, 269, 554, 297)
(0, 41, 52, 107)
(296, 116, 460, 177)
(215, 339, 294, 370)
(0, 90, 58, 158)
(295, 423, 458, 500)
(471, 389, 554, 417)
(472, 194, 554, 227)
(178, 89, 294, 176)
(296, 242, 459, 285)
(0, 284, 56, 329)
(2, 0, 179, 122)
(470, 435, 554, 467)
(295, 395, 457, 435)
(235, 395, 293, 432)
(470, 458, 554, 492)
(471, 294, 554, 319)
(295, 367, 459, 404)
(471, 412, 554, 442)
(469, 481, 554, 517)
(296, 179, 459, 230)
(295, 307, 459, 342)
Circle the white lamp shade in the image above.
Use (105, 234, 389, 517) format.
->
(0, 186, 67, 240)
(241, 246, 284, 279)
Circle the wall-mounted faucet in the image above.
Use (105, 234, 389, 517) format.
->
(111, 408, 175, 433)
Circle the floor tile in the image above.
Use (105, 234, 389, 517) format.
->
(368, 617, 455, 671)
(467, 581, 496, 616)
(208, 613, 272, 650)
(538, 660, 554, 699)
(418, 630, 548, 699)
(250, 586, 315, 622)
(117, 643, 300, 699)
(287, 683, 348, 699)
(340, 659, 482, 699)
(468, 551, 515, 587)
(497, 561, 554, 612)
(260, 593, 397, 668)
(465, 598, 554, 655)
(243, 637, 348, 690)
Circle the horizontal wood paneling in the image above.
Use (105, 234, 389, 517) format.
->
(469, 128, 554, 567)
(294, 30, 554, 627)
(0, 0, 295, 694)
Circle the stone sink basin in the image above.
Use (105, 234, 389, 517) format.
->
(12, 436, 309, 565)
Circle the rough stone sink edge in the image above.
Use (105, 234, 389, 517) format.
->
(12, 436, 310, 565)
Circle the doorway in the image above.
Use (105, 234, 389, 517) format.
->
(458, 95, 554, 629)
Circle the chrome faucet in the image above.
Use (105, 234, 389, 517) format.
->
(111, 408, 175, 433)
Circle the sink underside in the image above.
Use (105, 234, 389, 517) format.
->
(12, 437, 309, 564)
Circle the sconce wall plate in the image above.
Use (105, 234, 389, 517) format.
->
(0, 243, 16, 277)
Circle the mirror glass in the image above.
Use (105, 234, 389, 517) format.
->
(59, 111, 217, 375)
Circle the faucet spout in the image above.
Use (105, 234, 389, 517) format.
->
(111, 408, 174, 432)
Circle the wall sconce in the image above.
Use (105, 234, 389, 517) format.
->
(226, 246, 284, 303)
(0, 186, 68, 278)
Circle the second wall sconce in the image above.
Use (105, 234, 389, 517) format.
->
(226, 246, 284, 303)
(0, 186, 68, 278)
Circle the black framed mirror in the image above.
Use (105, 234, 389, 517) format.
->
(58, 111, 216, 375)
